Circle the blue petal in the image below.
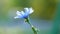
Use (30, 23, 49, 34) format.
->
(24, 8, 29, 13)
(16, 11, 21, 15)
(20, 11, 25, 16)
(29, 8, 34, 14)
(24, 8, 29, 15)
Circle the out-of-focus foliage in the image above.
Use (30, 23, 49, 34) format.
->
(0, 0, 60, 34)
(31, 0, 57, 19)
(0, 0, 57, 20)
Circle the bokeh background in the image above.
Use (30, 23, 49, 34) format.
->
(0, 0, 60, 34)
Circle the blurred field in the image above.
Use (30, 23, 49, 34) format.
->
(0, 0, 60, 34)
(0, 0, 57, 19)
(0, 19, 54, 34)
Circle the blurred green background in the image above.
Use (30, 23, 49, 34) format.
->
(0, 0, 60, 34)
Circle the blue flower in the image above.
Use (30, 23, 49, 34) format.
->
(14, 7, 34, 19)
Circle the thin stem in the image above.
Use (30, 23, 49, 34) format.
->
(25, 18, 38, 34)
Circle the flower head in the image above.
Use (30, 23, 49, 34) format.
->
(14, 7, 34, 19)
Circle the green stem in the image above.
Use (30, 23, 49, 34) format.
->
(32, 25, 37, 34)
(25, 18, 38, 34)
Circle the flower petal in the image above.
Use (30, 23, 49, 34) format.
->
(20, 11, 25, 16)
(14, 11, 24, 19)
(29, 8, 34, 14)
(14, 16, 20, 19)
(24, 8, 29, 13)
(14, 7, 34, 19)
(16, 11, 21, 15)
(14, 15, 23, 19)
